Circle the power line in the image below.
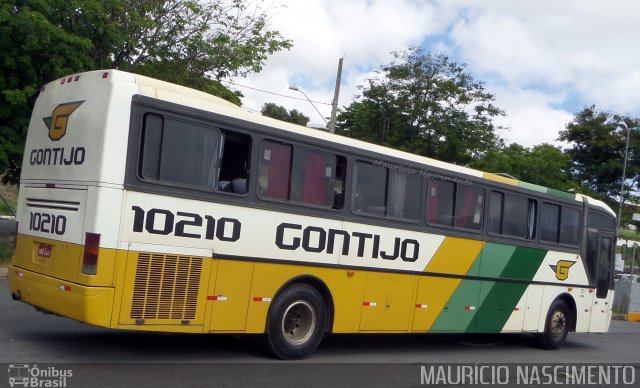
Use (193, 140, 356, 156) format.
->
(223, 80, 332, 106)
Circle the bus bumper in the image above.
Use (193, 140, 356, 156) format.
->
(8, 265, 115, 328)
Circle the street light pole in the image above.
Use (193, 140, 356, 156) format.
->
(328, 57, 344, 134)
(288, 85, 328, 127)
(617, 121, 630, 232)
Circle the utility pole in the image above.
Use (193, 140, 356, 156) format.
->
(328, 57, 343, 134)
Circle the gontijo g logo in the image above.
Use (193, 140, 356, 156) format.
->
(42, 101, 84, 141)
(549, 260, 576, 281)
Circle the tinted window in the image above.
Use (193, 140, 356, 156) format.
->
(141, 113, 221, 188)
(588, 212, 615, 230)
(455, 185, 484, 231)
(353, 161, 422, 220)
(258, 141, 337, 207)
(502, 195, 529, 238)
(597, 237, 613, 298)
(488, 191, 503, 234)
(540, 203, 560, 242)
(387, 170, 421, 220)
(427, 180, 455, 226)
(291, 148, 334, 206)
(427, 180, 484, 231)
(560, 207, 582, 245)
(586, 229, 598, 283)
(258, 141, 292, 200)
(489, 191, 535, 239)
(353, 162, 387, 216)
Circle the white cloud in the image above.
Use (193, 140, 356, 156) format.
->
(234, 0, 444, 126)
(232, 0, 640, 147)
(492, 88, 573, 147)
(446, 0, 640, 133)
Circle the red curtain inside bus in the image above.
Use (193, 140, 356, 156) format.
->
(267, 143, 291, 200)
(303, 154, 328, 205)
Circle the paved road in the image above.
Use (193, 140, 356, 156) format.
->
(1, 277, 638, 387)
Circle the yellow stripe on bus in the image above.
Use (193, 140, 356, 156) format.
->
(423, 237, 483, 275)
(483, 172, 520, 186)
(413, 237, 484, 331)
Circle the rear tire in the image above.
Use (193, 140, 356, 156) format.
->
(265, 283, 326, 359)
(537, 299, 570, 350)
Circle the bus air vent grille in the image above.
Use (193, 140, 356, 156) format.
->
(130, 253, 203, 320)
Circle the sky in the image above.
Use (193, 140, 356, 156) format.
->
(230, 0, 640, 148)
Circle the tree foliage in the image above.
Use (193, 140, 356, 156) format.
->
(0, 0, 292, 183)
(261, 103, 310, 126)
(336, 48, 504, 165)
(472, 143, 577, 191)
(0, 0, 94, 184)
(558, 105, 640, 207)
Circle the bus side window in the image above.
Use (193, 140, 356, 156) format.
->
(217, 131, 251, 194)
(427, 179, 455, 227)
(540, 202, 560, 243)
(352, 162, 386, 216)
(559, 207, 582, 245)
(488, 191, 535, 239)
(258, 141, 292, 200)
(333, 157, 347, 209)
(353, 161, 421, 220)
(140, 113, 221, 188)
(290, 148, 334, 206)
(428, 179, 483, 231)
(258, 140, 340, 208)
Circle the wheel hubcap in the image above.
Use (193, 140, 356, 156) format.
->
(550, 310, 566, 341)
(282, 301, 316, 345)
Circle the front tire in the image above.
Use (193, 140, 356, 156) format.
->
(537, 299, 570, 350)
(265, 283, 326, 359)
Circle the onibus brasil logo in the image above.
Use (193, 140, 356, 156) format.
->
(549, 260, 576, 281)
(8, 364, 72, 387)
(42, 101, 84, 141)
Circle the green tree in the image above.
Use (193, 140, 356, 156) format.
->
(261, 103, 310, 126)
(0, 0, 292, 183)
(336, 48, 504, 165)
(0, 0, 94, 184)
(558, 106, 640, 209)
(43, 0, 291, 99)
(472, 143, 577, 191)
(286, 109, 310, 127)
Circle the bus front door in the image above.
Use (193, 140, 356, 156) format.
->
(588, 231, 614, 332)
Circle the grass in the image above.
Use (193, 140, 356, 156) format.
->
(0, 184, 17, 263)
(0, 183, 18, 216)
(619, 228, 640, 242)
(0, 241, 13, 263)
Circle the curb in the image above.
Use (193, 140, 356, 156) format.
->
(0, 265, 7, 278)
(612, 313, 640, 322)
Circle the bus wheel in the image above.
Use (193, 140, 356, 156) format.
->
(537, 299, 570, 350)
(265, 283, 326, 359)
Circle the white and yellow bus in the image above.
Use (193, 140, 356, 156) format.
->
(9, 70, 615, 359)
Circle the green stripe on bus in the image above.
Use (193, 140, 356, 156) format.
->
(474, 282, 528, 332)
(472, 246, 547, 332)
(428, 278, 481, 332)
(545, 187, 577, 202)
(429, 244, 548, 333)
(500, 246, 548, 280)
(519, 181, 547, 194)
(519, 181, 577, 202)
(476, 243, 517, 278)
